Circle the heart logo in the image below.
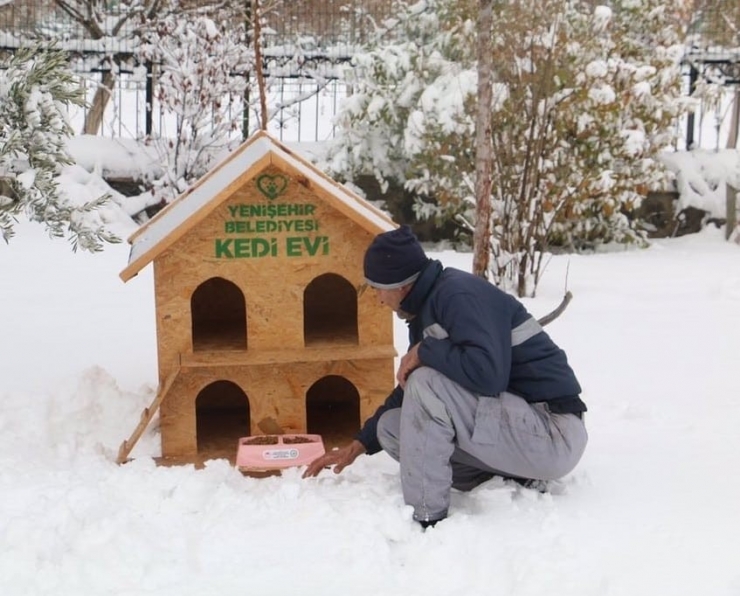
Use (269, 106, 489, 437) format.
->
(256, 174, 289, 200)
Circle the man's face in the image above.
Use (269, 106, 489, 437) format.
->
(373, 284, 412, 313)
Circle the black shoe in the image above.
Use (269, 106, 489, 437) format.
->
(418, 516, 446, 529)
(500, 475, 550, 493)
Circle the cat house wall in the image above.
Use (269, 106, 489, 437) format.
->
(120, 132, 398, 461)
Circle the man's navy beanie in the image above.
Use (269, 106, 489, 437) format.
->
(364, 225, 429, 289)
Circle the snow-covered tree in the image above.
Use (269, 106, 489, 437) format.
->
(472, 0, 493, 279)
(51, 0, 176, 135)
(132, 1, 340, 216)
(50, 0, 238, 135)
(325, 0, 476, 213)
(134, 13, 253, 210)
(488, 0, 691, 294)
(326, 0, 692, 296)
(0, 46, 119, 251)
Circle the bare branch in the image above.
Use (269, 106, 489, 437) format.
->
(537, 291, 572, 326)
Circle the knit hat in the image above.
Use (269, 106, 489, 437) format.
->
(364, 225, 429, 289)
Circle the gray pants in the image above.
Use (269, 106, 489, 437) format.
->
(376, 367, 588, 523)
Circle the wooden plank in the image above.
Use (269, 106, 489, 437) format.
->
(116, 368, 180, 464)
(120, 153, 274, 282)
(179, 345, 397, 368)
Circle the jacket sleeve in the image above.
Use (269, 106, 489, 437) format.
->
(417, 289, 511, 396)
(354, 385, 404, 455)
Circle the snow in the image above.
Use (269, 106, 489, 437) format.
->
(418, 70, 477, 133)
(586, 60, 608, 78)
(660, 148, 740, 217)
(621, 128, 647, 156)
(2, 203, 740, 594)
(66, 135, 164, 182)
(588, 84, 616, 104)
(592, 6, 612, 31)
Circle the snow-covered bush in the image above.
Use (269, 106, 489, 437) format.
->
(326, 0, 691, 295)
(487, 0, 690, 295)
(0, 47, 120, 251)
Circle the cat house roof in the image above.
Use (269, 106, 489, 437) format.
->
(120, 131, 396, 282)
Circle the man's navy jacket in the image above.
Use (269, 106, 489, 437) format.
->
(357, 260, 586, 454)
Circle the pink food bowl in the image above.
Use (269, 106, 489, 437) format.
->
(236, 434, 325, 472)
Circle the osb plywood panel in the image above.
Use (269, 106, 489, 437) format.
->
(179, 345, 396, 367)
(160, 358, 394, 458)
(152, 163, 394, 383)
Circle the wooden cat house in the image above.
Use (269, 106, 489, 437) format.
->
(116, 131, 397, 465)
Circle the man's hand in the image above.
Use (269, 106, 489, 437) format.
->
(397, 342, 422, 388)
(302, 439, 366, 478)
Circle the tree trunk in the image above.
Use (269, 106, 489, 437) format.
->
(727, 89, 740, 149)
(472, 0, 494, 279)
(83, 70, 116, 135)
(253, 0, 268, 132)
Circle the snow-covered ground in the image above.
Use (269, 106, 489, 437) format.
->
(2, 216, 740, 595)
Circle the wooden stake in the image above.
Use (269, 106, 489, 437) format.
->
(116, 368, 180, 464)
(253, 0, 268, 131)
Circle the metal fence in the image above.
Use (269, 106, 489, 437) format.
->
(0, 0, 395, 142)
(66, 71, 351, 143)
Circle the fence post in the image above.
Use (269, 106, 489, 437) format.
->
(145, 61, 153, 137)
(686, 66, 698, 149)
(727, 183, 738, 240)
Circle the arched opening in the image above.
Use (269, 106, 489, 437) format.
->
(303, 273, 358, 346)
(195, 380, 250, 457)
(191, 277, 247, 351)
(306, 376, 360, 447)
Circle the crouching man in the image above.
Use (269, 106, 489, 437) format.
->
(303, 226, 588, 528)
